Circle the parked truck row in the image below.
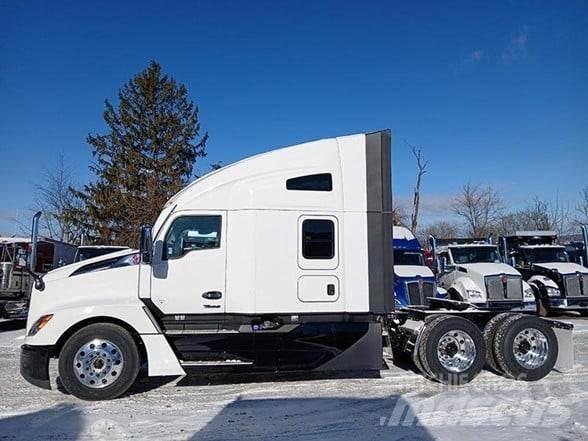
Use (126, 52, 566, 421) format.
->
(393, 227, 588, 316)
(17, 131, 577, 400)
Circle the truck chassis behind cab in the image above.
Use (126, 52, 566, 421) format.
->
(21, 131, 564, 400)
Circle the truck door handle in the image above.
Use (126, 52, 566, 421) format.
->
(202, 291, 222, 300)
(327, 284, 335, 296)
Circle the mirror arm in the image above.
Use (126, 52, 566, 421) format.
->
(20, 265, 45, 291)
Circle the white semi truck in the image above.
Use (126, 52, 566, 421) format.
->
(429, 237, 535, 311)
(20, 131, 565, 400)
(500, 230, 588, 316)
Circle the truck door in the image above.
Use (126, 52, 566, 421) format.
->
(296, 215, 340, 303)
(149, 211, 227, 315)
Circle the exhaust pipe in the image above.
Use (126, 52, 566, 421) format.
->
(28, 211, 42, 272)
(582, 225, 588, 268)
(0, 262, 13, 290)
(501, 236, 509, 264)
(487, 233, 494, 245)
(24, 211, 45, 291)
(428, 234, 439, 273)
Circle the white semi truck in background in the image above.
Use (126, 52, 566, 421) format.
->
(429, 237, 535, 311)
(20, 131, 567, 401)
(0, 225, 76, 320)
(500, 229, 588, 316)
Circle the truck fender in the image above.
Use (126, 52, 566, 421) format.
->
(25, 304, 185, 377)
(448, 277, 483, 302)
(436, 287, 448, 298)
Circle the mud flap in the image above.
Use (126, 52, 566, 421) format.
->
(545, 320, 574, 372)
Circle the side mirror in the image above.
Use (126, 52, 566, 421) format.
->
(440, 256, 447, 273)
(140, 225, 153, 265)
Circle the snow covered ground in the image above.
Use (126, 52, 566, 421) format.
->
(0, 318, 587, 441)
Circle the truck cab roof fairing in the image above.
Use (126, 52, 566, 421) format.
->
(157, 132, 392, 214)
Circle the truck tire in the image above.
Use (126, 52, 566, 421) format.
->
(493, 315, 558, 381)
(58, 323, 140, 401)
(418, 315, 486, 385)
(483, 313, 522, 373)
(412, 315, 449, 379)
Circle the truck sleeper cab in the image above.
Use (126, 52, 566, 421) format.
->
(392, 226, 438, 307)
(21, 131, 394, 400)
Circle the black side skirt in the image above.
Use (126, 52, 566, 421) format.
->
(20, 344, 51, 390)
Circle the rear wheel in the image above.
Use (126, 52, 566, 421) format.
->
(483, 313, 521, 373)
(493, 315, 558, 381)
(58, 323, 140, 400)
(418, 315, 486, 385)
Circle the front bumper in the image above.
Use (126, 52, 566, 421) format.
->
(547, 297, 588, 311)
(20, 344, 52, 390)
(479, 300, 526, 311)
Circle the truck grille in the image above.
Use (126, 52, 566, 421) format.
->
(485, 275, 523, 301)
(564, 274, 588, 297)
(406, 280, 434, 305)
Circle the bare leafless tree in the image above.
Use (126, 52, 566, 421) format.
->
(33, 155, 83, 243)
(452, 183, 503, 237)
(408, 143, 429, 232)
(420, 220, 462, 241)
(575, 186, 588, 226)
(392, 205, 409, 227)
(508, 196, 570, 235)
(494, 195, 571, 236)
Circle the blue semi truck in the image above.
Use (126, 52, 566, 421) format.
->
(393, 226, 440, 307)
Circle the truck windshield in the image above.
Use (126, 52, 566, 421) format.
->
(450, 246, 501, 264)
(522, 247, 568, 264)
(394, 250, 424, 266)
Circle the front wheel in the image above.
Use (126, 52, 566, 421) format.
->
(58, 323, 140, 400)
(493, 315, 558, 381)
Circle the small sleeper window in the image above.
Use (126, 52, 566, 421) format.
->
(286, 173, 332, 191)
(302, 219, 335, 259)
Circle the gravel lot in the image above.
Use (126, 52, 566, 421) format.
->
(0, 318, 587, 441)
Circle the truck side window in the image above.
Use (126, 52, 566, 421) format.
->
(164, 216, 221, 259)
(286, 173, 332, 191)
(302, 219, 334, 259)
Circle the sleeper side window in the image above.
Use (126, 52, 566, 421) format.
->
(302, 219, 334, 259)
(164, 215, 221, 259)
(286, 173, 332, 191)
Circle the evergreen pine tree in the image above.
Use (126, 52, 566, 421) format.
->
(71, 61, 208, 246)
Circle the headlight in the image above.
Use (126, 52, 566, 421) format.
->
(28, 314, 53, 336)
(546, 287, 560, 297)
(466, 289, 484, 299)
(524, 287, 535, 300)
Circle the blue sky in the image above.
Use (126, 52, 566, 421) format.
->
(1, 1, 587, 235)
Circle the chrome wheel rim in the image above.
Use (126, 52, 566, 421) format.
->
(436, 330, 477, 373)
(73, 339, 124, 388)
(513, 328, 549, 369)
